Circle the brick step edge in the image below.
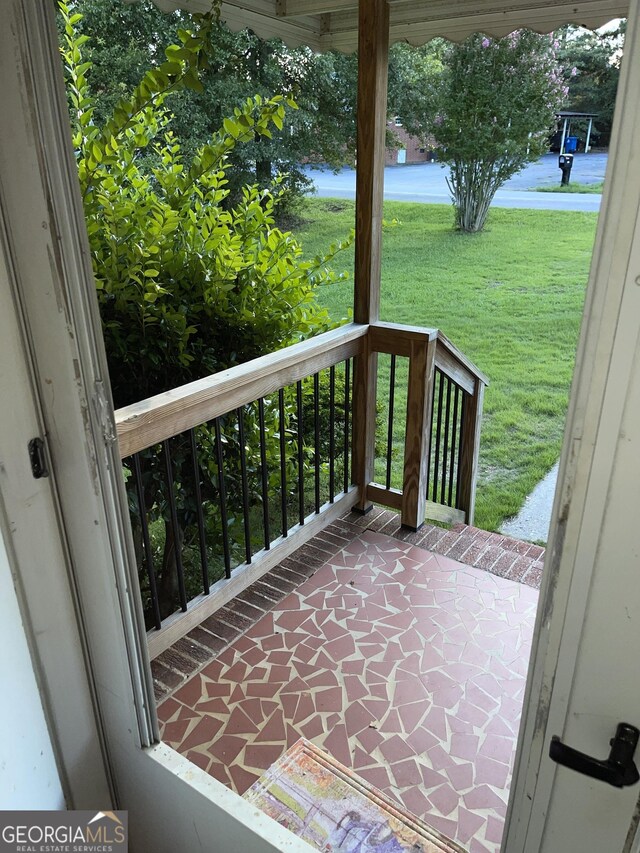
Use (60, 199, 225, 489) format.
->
(357, 509, 545, 590)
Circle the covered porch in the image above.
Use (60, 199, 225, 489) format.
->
(1, 0, 639, 844)
(110, 0, 624, 849)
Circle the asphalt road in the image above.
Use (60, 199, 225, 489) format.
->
(303, 152, 607, 212)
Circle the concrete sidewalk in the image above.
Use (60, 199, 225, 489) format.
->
(500, 463, 559, 544)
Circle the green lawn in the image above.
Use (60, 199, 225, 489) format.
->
(295, 198, 597, 532)
(533, 181, 604, 194)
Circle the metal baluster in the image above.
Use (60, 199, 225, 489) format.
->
(441, 377, 452, 505)
(258, 398, 271, 549)
(329, 365, 336, 503)
(386, 354, 396, 490)
(214, 418, 231, 579)
(189, 429, 209, 595)
(456, 393, 466, 509)
(296, 381, 305, 525)
(432, 369, 445, 503)
(344, 358, 351, 493)
(278, 388, 288, 537)
(133, 454, 162, 630)
(314, 372, 321, 513)
(163, 439, 188, 612)
(448, 385, 460, 507)
(237, 406, 252, 565)
(426, 366, 436, 499)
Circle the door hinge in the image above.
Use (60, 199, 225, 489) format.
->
(28, 437, 49, 479)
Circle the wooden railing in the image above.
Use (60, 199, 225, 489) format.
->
(366, 322, 487, 530)
(115, 321, 486, 657)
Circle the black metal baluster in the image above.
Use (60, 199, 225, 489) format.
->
(133, 454, 162, 630)
(296, 381, 305, 525)
(237, 406, 252, 565)
(214, 418, 232, 579)
(426, 367, 436, 499)
(329, 365, 336, 503)
(258, 398, 271, 549)
(344, 358, 351, 493)
(314, 372, 321, 513)
(448, 385, 460, 507)
(432, 369, 445, 503)
(278, 388, 288, 537)
(441, 377, 452, 505)
(163, 439, 188, 612)
(189, 429, 209, 595)
(456, 394, 467, 509)
(386, 354, 396, 490)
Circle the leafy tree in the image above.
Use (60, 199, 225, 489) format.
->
(59, 2, 352, 618)
(62, 0, 358, 214)
(555, 22, 625, 147)
(395, 32, 565, 233)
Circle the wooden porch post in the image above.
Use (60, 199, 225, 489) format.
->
(401, 336, 438, 530)
(457, 381, 485, 525)
(351, 0, 389, 512)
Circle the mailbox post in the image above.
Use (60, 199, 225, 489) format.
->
(559, 153, 574, 186)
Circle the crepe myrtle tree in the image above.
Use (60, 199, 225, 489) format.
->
(401, 31, 566, 232)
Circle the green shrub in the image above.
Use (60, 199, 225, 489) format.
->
(59, 2, 352, 621)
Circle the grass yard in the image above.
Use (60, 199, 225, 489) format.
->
(295, 198, 598, 532)
(533, 181, 604, 193)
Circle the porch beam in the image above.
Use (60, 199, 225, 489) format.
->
(351, 0, 389, 513)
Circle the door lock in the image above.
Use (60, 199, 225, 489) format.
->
(549, 722, 640, 788)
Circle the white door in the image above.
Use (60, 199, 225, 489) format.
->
(0, 2, 311, 850)
(504, 2, 640, 850)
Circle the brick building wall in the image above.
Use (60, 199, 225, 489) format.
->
(385, 121, 436, 165)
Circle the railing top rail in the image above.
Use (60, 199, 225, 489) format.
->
(369, 321, 437, 357)
(436, 330, 490, 389)
(368, 321, 488, 394)
(115, 322, 368, 459)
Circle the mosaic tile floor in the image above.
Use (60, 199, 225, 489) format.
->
(159, 530, 538, 853)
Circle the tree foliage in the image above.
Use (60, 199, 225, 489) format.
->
(555, 22, 625, 146)
(394, 32, 566, 233)
(60, 2, 351, 406)
(62, 0, 358, 215)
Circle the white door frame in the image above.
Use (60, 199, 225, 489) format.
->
(503, 1, 640, 849)
(1, 2, 311, 850)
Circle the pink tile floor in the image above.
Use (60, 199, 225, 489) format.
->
(158, 530, 538, 852)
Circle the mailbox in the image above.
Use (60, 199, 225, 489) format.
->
(558, 153, 574, 186)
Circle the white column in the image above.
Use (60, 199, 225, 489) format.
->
(585, 117, 593, 153)
(559, 117, 568, 154)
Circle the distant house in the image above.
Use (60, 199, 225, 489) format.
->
(385, 117, 436, 165)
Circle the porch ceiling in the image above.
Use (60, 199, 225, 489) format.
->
(151, 0, 628, 52)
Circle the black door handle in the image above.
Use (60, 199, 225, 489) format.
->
(549, 722, 640, 788)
